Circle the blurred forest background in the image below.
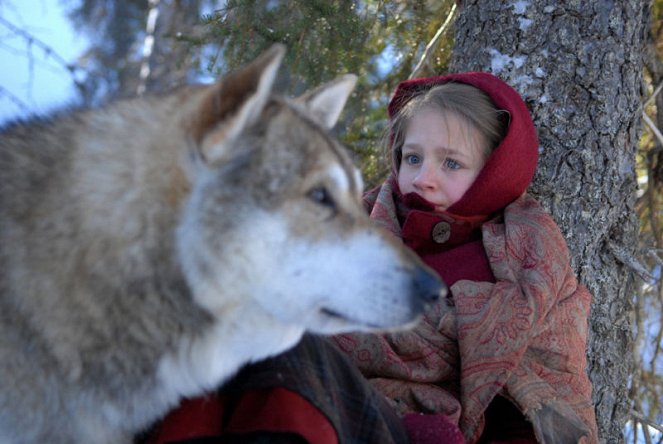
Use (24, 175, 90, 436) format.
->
(0, 1, 661, 442)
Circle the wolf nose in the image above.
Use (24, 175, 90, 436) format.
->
(413, 266, 446, 303)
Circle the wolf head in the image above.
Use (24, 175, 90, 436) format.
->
(0, 44, 446, 442)
(176, 45, 444, 335)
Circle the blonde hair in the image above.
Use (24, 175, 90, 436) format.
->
(388, 82, 508, 171)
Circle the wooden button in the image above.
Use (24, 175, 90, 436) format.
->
(432, 221, 451, 243)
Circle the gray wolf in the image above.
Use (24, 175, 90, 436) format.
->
(0, 44, 443, 443)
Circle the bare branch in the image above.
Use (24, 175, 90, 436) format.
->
(643, 113, 663, 148)
(0, 85, 30, 113)
(647, 248, 663, 266)
(632, 410, 663, 434)
(409, 3, 457, 79)
(0, 16, 80, 79)
(0, 14, 88, 106)
(608, 241, 655, 282)
(644, 80, 663, 109)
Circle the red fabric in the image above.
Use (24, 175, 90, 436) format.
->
(400, 191, 488, 254)
(421, 239, 494, 288)
(387, 72, 539, 217)
(146, 394, 225, 443)
(397, 187, 494, 287)
(403, 412, 465, 444)
(225, 387, 338, 444)
(145, 388, 337, 444)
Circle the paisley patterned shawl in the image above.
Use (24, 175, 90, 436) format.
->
(334, 183, 599, 444)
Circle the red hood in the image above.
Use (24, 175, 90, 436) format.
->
(387, 72, 539, 217)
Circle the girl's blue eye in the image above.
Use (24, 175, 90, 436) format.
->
(404, 154, 421, 165)
(444, 158, 461, 170)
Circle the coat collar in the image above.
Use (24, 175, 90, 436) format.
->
(398, 191, 489, 254)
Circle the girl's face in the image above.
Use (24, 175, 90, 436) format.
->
(398, 107, 489, 213)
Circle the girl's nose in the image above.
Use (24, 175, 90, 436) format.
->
(412, 163, 437, 190)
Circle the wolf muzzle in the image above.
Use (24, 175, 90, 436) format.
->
(412, 266, 446, 311)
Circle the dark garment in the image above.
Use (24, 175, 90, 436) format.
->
(221, 334, 409, 444)
(140, 334, 412, 444)
(478, 396, 537, 444)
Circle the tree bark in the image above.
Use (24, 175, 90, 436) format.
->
(450, 2, 649, 442)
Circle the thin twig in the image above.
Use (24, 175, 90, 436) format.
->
(644, 80, 663, 109)
(0, 85, 30, 113)
(409, 2, 457, 79)
(608, 242, 655, 282)
(633, 410, 663, 434)
(0, 16, 79, 77)
(649, 282, 663, 371)
(647, 248, 663, 266)
(643, 113, 663, 148)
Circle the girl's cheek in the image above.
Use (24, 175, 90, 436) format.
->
(397, 170, 413, 191)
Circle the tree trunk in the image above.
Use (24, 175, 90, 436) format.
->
(450, 2, 649, 442)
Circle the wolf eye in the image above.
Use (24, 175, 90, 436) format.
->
(308, 186, 336, 209)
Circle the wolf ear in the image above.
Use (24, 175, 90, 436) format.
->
(297, 74, 357, 129)
(193, 44, 285, 164)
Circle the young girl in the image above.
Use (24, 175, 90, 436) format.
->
(333, 72, 599, 443)
(142, 73, 598, 444)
